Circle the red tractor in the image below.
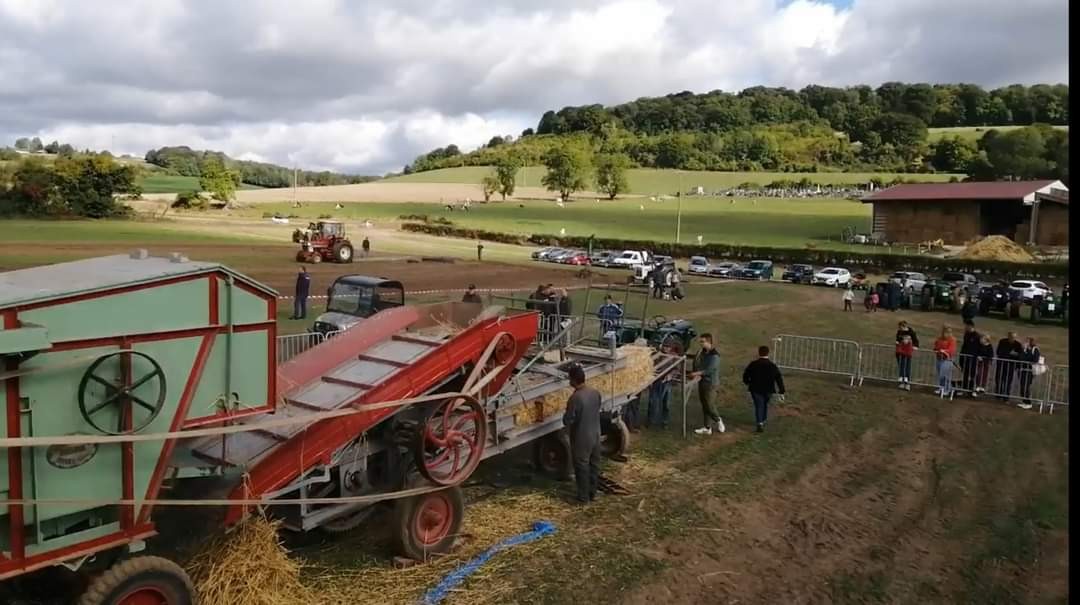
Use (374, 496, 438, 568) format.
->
(292, 220, 355, 263)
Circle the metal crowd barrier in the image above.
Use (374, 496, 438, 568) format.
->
(276, 331, 326, 364)
(771, 334, 861, 386)
(772, 334, 1068, 415)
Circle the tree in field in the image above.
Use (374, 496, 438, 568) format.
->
(594, 153, 630, 199)
(541, 145, 592, 199)
(494, 156, 519, 200)
(480, 174, 498, 202)
(930, 136, 978, 173)
(199, 155, 239, 201)
(13, 138, 30, 151)
(28, 137, 44, 153)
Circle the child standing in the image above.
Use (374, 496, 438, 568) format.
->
(896, 334, 914, 390)
(933, 326, 957, 398)
(870, 290, 880, 312)
(842, 287, 854, 311)
(975, 334, 994, 395)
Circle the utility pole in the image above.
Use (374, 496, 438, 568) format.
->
(675, 170, 683, 243)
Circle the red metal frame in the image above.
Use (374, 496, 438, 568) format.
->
(0, 269, 277, 580)
(222, 309, 539, 524)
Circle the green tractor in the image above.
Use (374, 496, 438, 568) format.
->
(918, 279, 954, 312)
(1030, 285, 1069, 326)
(618, 315, 697, 356)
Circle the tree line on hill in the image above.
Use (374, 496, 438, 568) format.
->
(143, 146, 378, 188)
(0, 155, 139, 218)
(404, 82, 1068, 183)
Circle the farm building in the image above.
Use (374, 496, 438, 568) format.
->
(862, 180, 1069, 246)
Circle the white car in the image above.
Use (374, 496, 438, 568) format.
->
(687, 256, 710, 274)
(889, 271, 927, 291)
(1009, 280, 1052, 302)
(610, 250, 651, 268)
(812, 267, 851, 287)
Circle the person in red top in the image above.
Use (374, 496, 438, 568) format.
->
(933, 326, 957, 397)
(895, 334, 914, 390)
(869, 290, 880, 312)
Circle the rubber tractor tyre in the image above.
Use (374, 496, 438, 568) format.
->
(78, 556, 194, 605)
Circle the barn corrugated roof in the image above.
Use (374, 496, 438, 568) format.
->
(861, 180, 1062, 203)
(0, 253, 276, 309)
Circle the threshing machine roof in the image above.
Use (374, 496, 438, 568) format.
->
(0, 252, 277, 309)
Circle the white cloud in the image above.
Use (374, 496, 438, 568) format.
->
(0, 0, 1067, 174)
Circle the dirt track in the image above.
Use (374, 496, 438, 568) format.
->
(141, 182, 619, 204)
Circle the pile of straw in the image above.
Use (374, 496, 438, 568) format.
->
(186, 492, 571, 605)
(187, 517, 318, 605)
(956, 235, 1035, 262)
(512, 345, 654, 426)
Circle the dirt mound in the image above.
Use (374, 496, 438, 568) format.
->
(956, 235, 1034, 262)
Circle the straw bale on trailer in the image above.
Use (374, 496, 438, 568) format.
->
(512, 345, 654, 426)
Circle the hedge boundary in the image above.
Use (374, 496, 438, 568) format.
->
(399, 222, 1068, 279)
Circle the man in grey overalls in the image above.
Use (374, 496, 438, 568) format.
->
(562, 364, 602, 503)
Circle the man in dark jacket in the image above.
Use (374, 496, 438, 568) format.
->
(959, 323, 981, 395)
(742, 345, 786, 433)
(961, 298, 978, 324)
(462, 284, 482, 304)
(361, 237, 370, 257)
(562, 364, 602, 503)
(995, 331, 1024, 401)
(896, 321, 919, 348)
(291, 266, 311, 320)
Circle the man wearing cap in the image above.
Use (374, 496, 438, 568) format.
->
(462, 284, 482, 304)
(563, 363, 602, 503)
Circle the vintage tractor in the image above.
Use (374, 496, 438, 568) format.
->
(978, 281, 1022, 318)
(619, 315, 696, 356)
(1030, 285, 1069, 325)
(918, 279, 955, 312)
(292, 220, 355, 264)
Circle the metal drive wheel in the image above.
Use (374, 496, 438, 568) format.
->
(531, 432, 572, 480)
(78, 351, 167, 435)
(489, 332, 517, 367)
(391, 486, 464, 561)
(77, 556, 193, 605)
(414, 394, 486, 487)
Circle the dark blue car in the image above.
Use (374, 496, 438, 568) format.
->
(737, 260, 774, 281)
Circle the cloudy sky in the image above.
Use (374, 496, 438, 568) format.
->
(0, 0, 1068, 175)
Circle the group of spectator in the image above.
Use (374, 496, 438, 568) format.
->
(895, 320, 1045, 408)
(526, 284, 573, 341)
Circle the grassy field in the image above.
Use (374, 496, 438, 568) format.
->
(244, 197, 871, 248)
(928, 124, 1069, 143)
(138, 174, 264, 194)
(386, 167, 961, 193)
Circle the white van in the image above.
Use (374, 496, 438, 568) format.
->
(610, 250, 651, 268)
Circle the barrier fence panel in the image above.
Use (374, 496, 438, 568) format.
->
(771, 335, 860, 386)
(953, 355, 1050, 407)
(857, 343, 947, 393)
(1044, 365, 1070, 414)
(276, 332, 325, 364)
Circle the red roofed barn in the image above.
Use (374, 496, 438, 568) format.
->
(861, 180, 1069, 246)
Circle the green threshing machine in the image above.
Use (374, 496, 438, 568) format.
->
(1, 253, 681, 604)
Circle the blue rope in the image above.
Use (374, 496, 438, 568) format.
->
(420, 520, 557, 605)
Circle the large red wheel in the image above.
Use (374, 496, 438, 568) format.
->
(391, 486, 465, 560)
(78, 556, 193, 605)
(414, 394, 486, 486)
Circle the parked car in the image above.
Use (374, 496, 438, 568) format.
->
(562, 251, 591, 265)
(536, 247, 566, 261)
(590, 250, 617, 267)
(812, 267, 852, 287)
(941, 271, 978, 290)
(610, 250, 652, 268)
(547, 249, 578, 263)
(737, 260, 774, 281)
(889, 271, 927, 291)
(1009, 280, 1053, 303)
(708, 262, 740, 278)
(630, 258, 675, 287)
(531, 246, 555, 260)
(687, 256, 711, 275)
(781, 264, 814, 284)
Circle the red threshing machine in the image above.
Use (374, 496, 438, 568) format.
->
(1, 254, 681, 605)
(292, 220, 355, 264)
